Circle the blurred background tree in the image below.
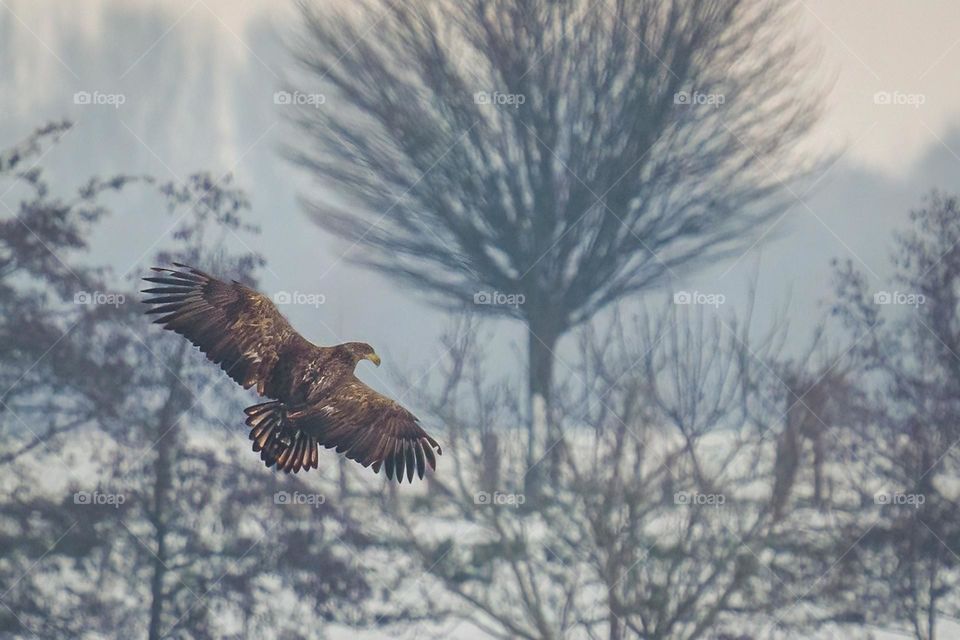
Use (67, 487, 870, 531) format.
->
(0, 122, 142, 467)
(0, 125, 377, 639)
(339, 301, 836, 640)
(289, 0, 824, 481)
(814, 192, 960, 640)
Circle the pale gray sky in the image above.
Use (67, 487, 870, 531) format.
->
(7, 0, 960, 170)
(804, 0, 960, 171)
(3, 0, 960, 394)
(3, 3, 960, 638)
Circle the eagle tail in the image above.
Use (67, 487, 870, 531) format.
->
(244, 401, 319, 473)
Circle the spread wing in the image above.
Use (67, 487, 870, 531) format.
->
(142, 263, 306, 396)
(289, 378, 442, 483)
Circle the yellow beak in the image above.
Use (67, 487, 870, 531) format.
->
(367, 352, 381, 367)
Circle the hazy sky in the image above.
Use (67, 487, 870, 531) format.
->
(2, 3, 960, 638)
(3, 0, 960, 401)
(804, 0, 960, 171)
(9, 0, 960, 168)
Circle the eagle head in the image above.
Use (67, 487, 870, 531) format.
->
(341, 341, 381, 367)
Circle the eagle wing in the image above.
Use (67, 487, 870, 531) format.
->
(142, 263, 306, 396)
(289, 378, 442, 482)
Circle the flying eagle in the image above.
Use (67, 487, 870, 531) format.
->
(141, 263, 441, 482)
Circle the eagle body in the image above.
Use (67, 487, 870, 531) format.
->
(259, 340, 349, 403)
(142, 264, 441, 482)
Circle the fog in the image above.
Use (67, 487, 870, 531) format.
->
(3, 1, 960, 638)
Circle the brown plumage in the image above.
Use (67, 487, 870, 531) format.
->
(142, 263, 441, 482)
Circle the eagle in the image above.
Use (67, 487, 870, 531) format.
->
(141, 263, 441, 482)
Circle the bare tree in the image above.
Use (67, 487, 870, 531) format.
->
(289, 0, 823, 471)
(819, 192, 960, 640)
(0, 130, 375, 639)
(0, 122, 142, 467)
(332, 301, 839, 640)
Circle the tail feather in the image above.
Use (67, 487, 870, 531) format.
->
(244, 401, 319, 473)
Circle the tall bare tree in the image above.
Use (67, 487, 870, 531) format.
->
(328, 301, 847, 640)
(0, 129, 374, 639)
(0, 122, 141, 467)
(820, 192, 960, 640)
(289, 0, 823, 469)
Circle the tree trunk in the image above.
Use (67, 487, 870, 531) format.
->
(608, 611, 623, 640)
(480, 431, 500, 491)
(148, 343, 187, 640)
(526, 320, 558, 493)
(147, 432, 171, 640)
(338, 456, 349, 498)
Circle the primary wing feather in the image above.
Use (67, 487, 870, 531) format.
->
(289, 378, 441, 483)
(142, 263, 305, 396)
